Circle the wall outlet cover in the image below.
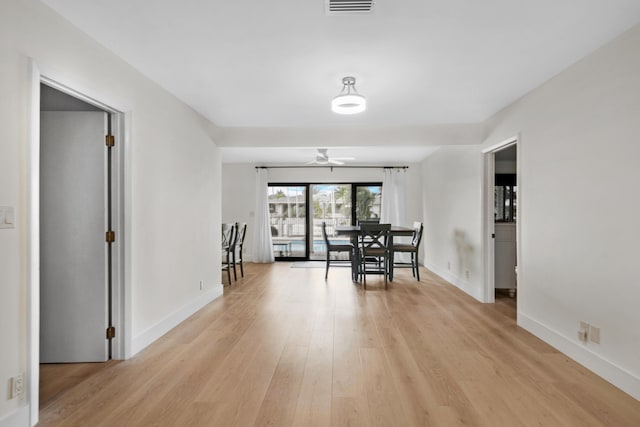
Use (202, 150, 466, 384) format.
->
(579, 321, 589, 332)
(0, 206, 16, 229)
(590, 326, 600, 344)
(9, 374, 25, 399)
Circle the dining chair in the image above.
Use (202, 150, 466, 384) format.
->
(221, 223, 236, 284)
(322, 222, 354, 280)
(392, 221, 423, 281)
(358, 223, 391, 289)
(233, 222, 247, 278)
(356, 219, 381, 249)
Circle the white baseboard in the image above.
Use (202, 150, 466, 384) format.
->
(0, 405, 29, 427)
(425, 262, 485, 302)
(518, 312, 640, 400)
(131, 286, 223, 356)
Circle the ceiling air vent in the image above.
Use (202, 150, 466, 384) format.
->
(326, 0, 375, 14)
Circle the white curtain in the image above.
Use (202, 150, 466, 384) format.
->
(380, 168, 408, 226)
(381, 168, 410, 262)
(252, 168, 274, 263)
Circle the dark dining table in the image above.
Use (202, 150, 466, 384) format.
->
(335, 225, 415, 282)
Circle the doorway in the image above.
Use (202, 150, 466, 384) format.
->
(482, 137, 520, 306)
(37, 82, 124, 412)
(268, 185, 309, 260)
(310, 184, 352, 261)
(493, 145, 518, 302)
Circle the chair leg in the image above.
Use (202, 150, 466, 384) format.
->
(325, 251, 330, 280)
(239, 254, 244, 278)
(231, 252, 237, 281)
(362, 254, 367, 290)
(414, 252, 420, 281)
(410, 252, 416, 278)
(384, 254, 388, 289)
(226, 254, 231, 285)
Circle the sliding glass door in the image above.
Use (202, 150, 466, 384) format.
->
(310, 184, 352, 261)
(268, 185, 308, 260)
(354, 184, 382, 222)
(268, 182, 381, 261)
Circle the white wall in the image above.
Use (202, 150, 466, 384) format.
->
(221, 164, 256, 259)
(217, 124, 485, 147)
(222, 164, 423, 261)
(420, 24, 640, 398)
(0, 0, 221, 422)
(421, 147, 484, 300)
(487, 24, 640, 397)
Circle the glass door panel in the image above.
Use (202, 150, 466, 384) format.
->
(268, 185, 307, 259)
(355, 185, 382, 222)
(310, 184, 352, 261)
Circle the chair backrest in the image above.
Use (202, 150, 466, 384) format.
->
(411, 221, 424, 247)
(235, 222, 247, 248)
(359, 223, 391, 251)
(222, 223, 236, 249)
(321, 221, 330, 246)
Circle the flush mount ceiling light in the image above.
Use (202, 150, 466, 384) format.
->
(331, 76, 366, 115)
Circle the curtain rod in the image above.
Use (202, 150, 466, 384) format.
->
(255, 165, 409, 170)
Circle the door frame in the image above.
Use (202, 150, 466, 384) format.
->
(481, 135, 520, 304)
(27, 59, 130, 425)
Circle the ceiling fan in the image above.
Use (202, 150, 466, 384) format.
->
(306, 148, 354, 165)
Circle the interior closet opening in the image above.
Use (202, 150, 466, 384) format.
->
(38, 82, 124, 412)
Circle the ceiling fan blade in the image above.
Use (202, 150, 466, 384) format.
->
(317, 148, 329, 161)
(306, 148, 350, 165)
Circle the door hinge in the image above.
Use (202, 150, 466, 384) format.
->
(106, 326, 116, 340)
(106, 230, 115, 242)
(491, 233, 496, 238)
(105, 135, 115, 147)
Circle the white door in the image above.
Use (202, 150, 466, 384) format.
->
(494, 223, 517, 290)
(40, 111, 109, 363)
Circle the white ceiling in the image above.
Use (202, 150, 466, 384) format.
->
(41, 0, 640, 163)
(221, 146, 439, 165)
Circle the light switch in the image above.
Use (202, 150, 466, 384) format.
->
(0, 206, 15, 229)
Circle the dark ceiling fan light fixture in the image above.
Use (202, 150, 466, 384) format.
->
(331, 76, 366, 115)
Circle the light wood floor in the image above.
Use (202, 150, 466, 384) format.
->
(39, 263, 640, 426)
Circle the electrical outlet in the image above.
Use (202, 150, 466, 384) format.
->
(199, 280, 203, 290)
(465, 269, 470, 279)
(9, 374, 24, 399)
(0, 206, 15, 229)
(590, 325, 600, 344)
(577, 330, 588, 342)
(447, 261, 451, 270)
(578, 321, 589, 342)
